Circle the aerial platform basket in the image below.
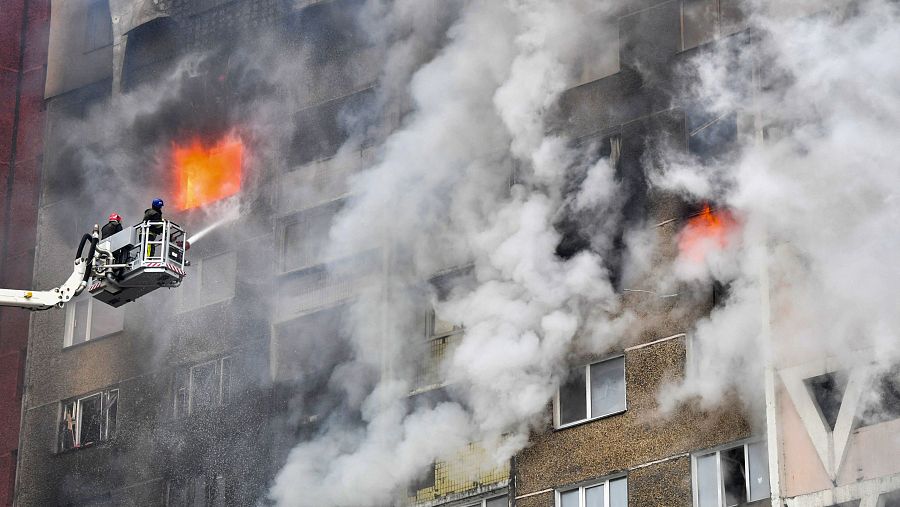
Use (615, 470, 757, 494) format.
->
(90, 221, 188, 307)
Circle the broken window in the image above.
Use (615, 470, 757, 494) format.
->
(804, 371, 849, 431)
(173, 357, 235, 418)
(686, 107, 738, 162)
(64, 297, 124, 347)
(693, 441, 769, 507)
(84, 0, 113, 53)
(558, 476, 627, 507)
(557, 356, 626, 427)
(59, 389, 119, 451)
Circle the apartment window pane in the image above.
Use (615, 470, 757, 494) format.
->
(560, 489, 580, 507)
(90, 299, 124, 339)
(71, 299, 90, 346)
(105, 390, 118, 440)
(78, 394, 103, 446)
(747, 441, 770, 501)
(590, 357, 626, 418)
(682, 0, 718, 50)
(191, 362, 218, 411)
(559, 368, 587, 425)
(585, 484, 605, 507)
(485, 496, 508, 507)
(60, 402, 77, 451)
(721, 446, 747, 506)
(609, 477, 627, 507)
(85, 0, 113, 52)
(696, 452, 719, 507)
(283, 209, 333, 272)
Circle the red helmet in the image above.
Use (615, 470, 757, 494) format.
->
(108, 213, 122, 222)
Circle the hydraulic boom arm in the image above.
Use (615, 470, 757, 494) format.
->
(0, 228, 99, 311)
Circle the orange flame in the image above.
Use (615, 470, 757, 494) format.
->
(678, 204, 738, 262)
(173, 134, 244, 210)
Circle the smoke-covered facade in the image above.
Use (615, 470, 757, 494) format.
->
(9, 0, 900, 506)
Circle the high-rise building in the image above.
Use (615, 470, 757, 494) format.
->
(4, 1, 899, 506)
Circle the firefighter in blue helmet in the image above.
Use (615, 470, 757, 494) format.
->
(143, 198, 165, 257)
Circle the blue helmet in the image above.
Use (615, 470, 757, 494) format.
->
(152, 198, 164, 209)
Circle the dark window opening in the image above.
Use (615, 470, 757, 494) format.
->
(289, 88, 377, 167)
(408, 462, 436, 497)
(687, 108, 738, 162)
(721, 446, 747, 506)
(59, 389, 119, 451)
(805, 371, 849, 431)
(559, 367, 587, 426)
(859, 365, 900, 427)
(85, 0, 113, 52)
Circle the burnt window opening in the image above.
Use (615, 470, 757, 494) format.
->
(290, 88, 378, 167)
(407, 462, 436, 498)
(173, 356, 235, 418)
(285, 0, 369, 66)
(859, 365, 900, 427)
(85, 0, 113, 53)
(686, 108, 738, 162)
(694, 441, 770, 506)
(122, 18, 179, 91)
(59, 389, 119, 452)
(805, 371, 849, 431)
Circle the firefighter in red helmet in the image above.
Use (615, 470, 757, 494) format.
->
(101, 212, 123, 239)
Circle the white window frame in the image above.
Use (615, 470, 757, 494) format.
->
(691, 438, 769, 507)
(554, 355, 627, 429)
(63, 296, 124, 347)
(174, 356, 233, 418)
(556, 475, 627, 507)
(60, 388, 119, 451)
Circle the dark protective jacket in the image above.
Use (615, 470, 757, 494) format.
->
(143, 207, 163, 234)
(101, 221, 123, 239)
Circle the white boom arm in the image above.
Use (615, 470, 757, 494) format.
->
(0, 258, 89, 310)
(0, 227, 98, 311)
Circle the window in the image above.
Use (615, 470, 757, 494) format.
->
(59, 389, 118, 451)
(466, 495, 508, 507)
(878, 490, 900, 507)
(804, 371, 849, 431)
(173, 357, 234, 418)
(558, 477, 627, 507)
(178, 251, 237, 311)
(681, 0, 744, 50)
(693, 441, 769, 507)
(167, 474, 229, 506)
(281, 202, 342, 272)
(64, 297, 124, 347)
(84, 0, 113, 52)
(408, 462, 436, 499)
(556, 356, 626, 427)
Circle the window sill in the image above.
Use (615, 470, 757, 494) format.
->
(57, 439, 115, 455)
(62, 331, 121, 351)
(555, 409, 627, 431)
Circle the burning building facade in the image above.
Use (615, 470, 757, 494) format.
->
(4, 0, 900, 506)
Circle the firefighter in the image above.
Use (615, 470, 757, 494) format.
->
(143, 198, 165, 258)
(101, 212, 123, 239)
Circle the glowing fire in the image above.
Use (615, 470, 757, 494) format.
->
(173, 134, 244, 210)
(678, 204, 738, 262)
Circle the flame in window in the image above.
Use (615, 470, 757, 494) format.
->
(173, 134, 243, 210)
(678, 204, 738, 262)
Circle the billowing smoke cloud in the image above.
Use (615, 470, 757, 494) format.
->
(48, 0, 900, 504)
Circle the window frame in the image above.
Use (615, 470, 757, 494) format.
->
(173, 356, 234, 418)
(59, 388, 119, 452)
(554, 355, 627, 429)
(556, 474, 628, 507)
(464, 494, 509, 507)
(63, 296, 124, 348)
(277, 200, 344, 274)
(690, 438, 770, 507)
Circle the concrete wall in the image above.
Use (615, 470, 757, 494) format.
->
(0, 0, 49, 504)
